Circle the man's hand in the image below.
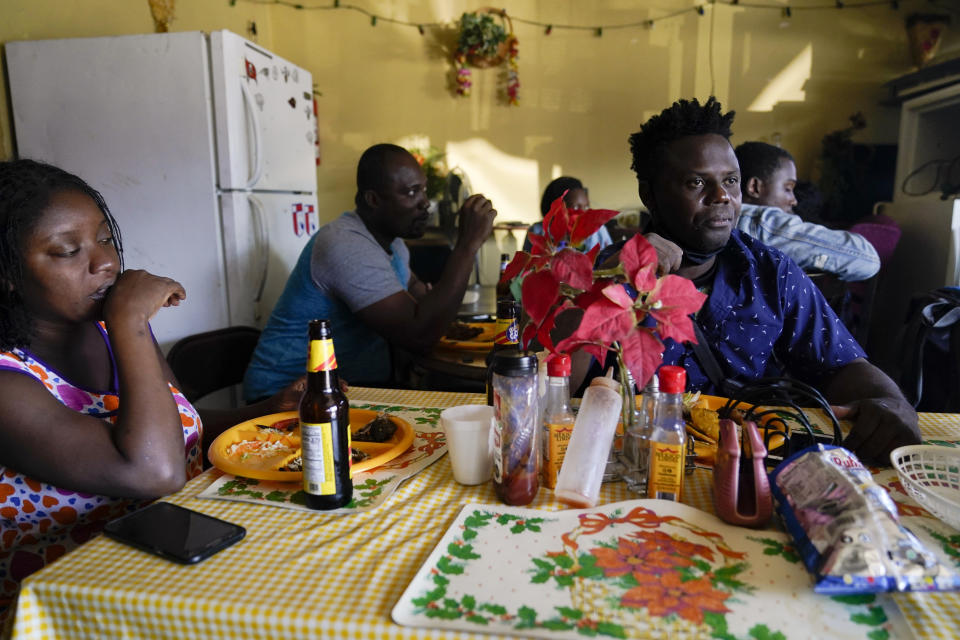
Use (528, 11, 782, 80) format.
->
(823, 359, 921, 464)
(833, 397, 921, 464)
(456, 194, 497, 253)
(644, 233, 683, 275)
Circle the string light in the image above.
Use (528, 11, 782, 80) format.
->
(231, 0, 903, 36)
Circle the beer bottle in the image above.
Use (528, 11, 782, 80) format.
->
(300, 319, 352, 510)
(486, 298, 520, 405)
(495, 252, 512, 302)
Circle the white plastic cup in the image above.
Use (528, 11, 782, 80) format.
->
(441, 405, 495, 485)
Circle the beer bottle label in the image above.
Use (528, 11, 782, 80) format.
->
(543, 422, 573, 489)
(647, 441, 684, 501)
(302, 421, 337, 495)
(494, 317, 518, 345)
(307, 338, 337, 372)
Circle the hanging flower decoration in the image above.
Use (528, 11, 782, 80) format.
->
(452, 9, 519, 106)
(501, 194, 707, 388)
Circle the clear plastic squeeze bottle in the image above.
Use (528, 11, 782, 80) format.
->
(554, 368, 622, 508)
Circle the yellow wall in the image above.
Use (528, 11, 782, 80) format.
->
(1, 0, 957, 228)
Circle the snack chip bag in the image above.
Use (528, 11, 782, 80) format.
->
(770, 444, 960, 594)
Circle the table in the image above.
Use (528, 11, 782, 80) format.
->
(7, 387, 960, 640)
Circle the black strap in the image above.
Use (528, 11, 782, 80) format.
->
(690, 320, 742, 395)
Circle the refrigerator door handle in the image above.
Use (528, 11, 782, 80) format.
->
(239, 78, 264, 189)
(248, 194, 270, 310)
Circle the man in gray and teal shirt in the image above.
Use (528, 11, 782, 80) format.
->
(244, 144, 496, 400)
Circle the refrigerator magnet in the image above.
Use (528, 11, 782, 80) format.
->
(245, 59, 256, 81)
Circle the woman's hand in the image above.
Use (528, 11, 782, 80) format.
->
(104, 269, 186, 326)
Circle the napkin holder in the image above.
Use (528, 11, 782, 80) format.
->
(713, 418, 773, 528)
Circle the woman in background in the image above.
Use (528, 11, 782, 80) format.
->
(0, 160, 301, 622)
(523, 176, 613, 253)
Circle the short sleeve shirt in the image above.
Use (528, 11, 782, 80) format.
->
(662, 230, 866, 393)
(243, 211, 410, 400)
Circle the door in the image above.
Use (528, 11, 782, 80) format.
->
(209, 30, 317, 192)
(220, 192, 319, 328)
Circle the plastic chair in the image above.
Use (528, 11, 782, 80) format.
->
(166, 326, 261, 403)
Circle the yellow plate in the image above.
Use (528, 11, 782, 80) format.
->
(208, 409, 415, 482)
(436, 322, 498, 351)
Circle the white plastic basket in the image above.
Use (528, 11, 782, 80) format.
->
(890, 445, 960, 531)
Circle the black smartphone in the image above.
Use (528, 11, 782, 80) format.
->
(103, 502, 245, 564)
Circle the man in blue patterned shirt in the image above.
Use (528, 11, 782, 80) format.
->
(577, 97, 917, 462)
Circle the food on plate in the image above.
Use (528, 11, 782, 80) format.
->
(688, 406, 720, 443)
(351, 448, 370, 464)
(225, 434, 299, 471)
(444, 321, 484, 341)
(353, 412, 397, 442)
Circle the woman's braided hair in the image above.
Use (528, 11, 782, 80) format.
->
(628, 96, 736, 185)
(0, 159, 123, 350)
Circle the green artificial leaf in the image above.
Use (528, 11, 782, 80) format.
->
(532, 558, 554, 571)
(437, 556, 464, 575)
(703, 611, 736, 640)
(426, 608, 461, 620)
(556, 606, 583, 620)
(288, 490, 308, 506)
(576, 565, 605, 579)
(466, 615, 488, 625)
(555, 575, 574, 587)
(867, 629, 890, 640)
(527, 523, 542, 532)
(447, 543, 480, 560)
(832, 593, 876, 605)
(264, 491, 288, 502)
(543, 619, 575, 630)
(480, 603, 507, 615)
(516, 605, 537, 627)
(462, 595, 476, 610)
(693, 558, 712, 572)
(595, 621, 628, 638)
(851, 606, 888, 626)
(553, 554, 575, 569)
(530, 572, 550, 584)
(462, 528, 477, 541)
(748, 624, 787, 640)
(443, 598, 458, 609)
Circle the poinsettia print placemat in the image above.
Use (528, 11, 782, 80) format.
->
(197, 402, 447, 513)
(393, 499, 916, 639)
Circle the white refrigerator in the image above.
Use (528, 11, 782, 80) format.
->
(5, 30, 319, 350)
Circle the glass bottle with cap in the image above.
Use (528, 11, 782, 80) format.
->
(647, 365, 687, 502)
(554, 368, 623, 508)
(299, 319, 352, 510)
(491, 350, 540, 506)
(542, 353, 575, 490)
(485, 298, 520, 405)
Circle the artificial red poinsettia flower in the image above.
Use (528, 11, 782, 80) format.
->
(499, 193, 705, 386)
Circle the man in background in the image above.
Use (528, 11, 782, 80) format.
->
(576, 97, 917, 462)
(244, 143, 496, 399)
(734, 141, 879, 281)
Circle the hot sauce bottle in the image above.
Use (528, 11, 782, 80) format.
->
(542, 353, 575, 489)
(646, 365, 687, 502)
(300, 319, 352, 510)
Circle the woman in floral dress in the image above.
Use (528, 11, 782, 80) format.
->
(0, 160, 303, 624)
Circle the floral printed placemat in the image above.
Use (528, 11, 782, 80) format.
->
(391, 499, 931, 639)
(197, 402, 446, 513)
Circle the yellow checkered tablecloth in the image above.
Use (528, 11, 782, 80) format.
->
(7, 388, 960, 640)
